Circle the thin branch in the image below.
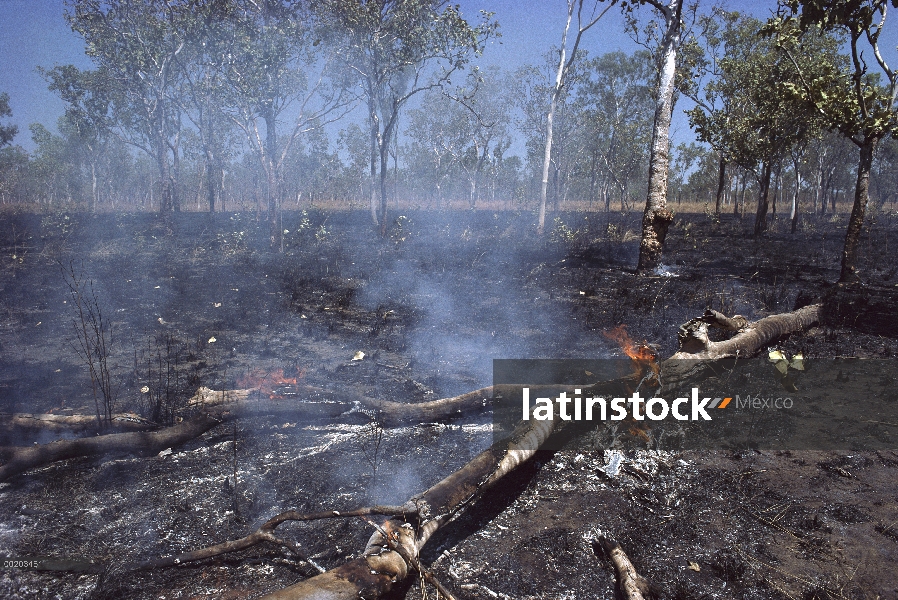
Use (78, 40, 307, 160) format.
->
(134, 505, 417, 571)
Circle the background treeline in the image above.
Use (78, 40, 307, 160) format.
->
(0, 2, 895, 221)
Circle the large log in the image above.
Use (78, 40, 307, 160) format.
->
(257, 418, 558, 600)
(253, 304, 824, 599)
(0, 414, 222, 483)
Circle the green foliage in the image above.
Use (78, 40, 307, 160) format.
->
(686, 10, 837, 178)
(0, 92, 17, 148)
(319, 0, 498, 226)
(767, 0, 898, 143)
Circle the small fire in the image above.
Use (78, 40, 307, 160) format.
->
(237, 368, 304, 399)
(603, 325, 656, 362)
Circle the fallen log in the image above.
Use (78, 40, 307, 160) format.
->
(660, 304, 821, 391)
(0, 413, 222, 483)
(0, 412, 157, 436)
(256, 417, 558, 600)
(594, 536, 655, 600)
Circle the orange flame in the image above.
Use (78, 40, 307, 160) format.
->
(602, 325, 656, 362)
(628, 425, 652, 443)
(237, 368, 304, 399)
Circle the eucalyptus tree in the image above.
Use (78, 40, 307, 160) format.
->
(40, 65, 113, 211)
(66, 0, 190, 214)
(0, 93, 25, 205)
(771, 0, 898, 282)
(685, 9, 743, 217)
(403, 89, 470, 206)
(319, 0, 497, 234)
(623, 0, 685, 272)
(403, 67, 512, 208)
(171, 2, 239, 215)
(515, 54, 589, 215)
(30, 122, 82, 206)
(576, 50, 654, 212)
(0, 93, 16, 148)
(807, 130, 855, 215)
(688, 12, 835, 236)
(535, 0, 613, 233)
(217, 0, 352, 248)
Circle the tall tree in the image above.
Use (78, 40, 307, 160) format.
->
(771, 0, 898, 282)
(40, 66, 113, 211)
(320, 0, 496, 234)
(171, 2, 238, 215)
(536, 0, 613, 234)
(0, 92, 17, 148)
(66, 0, 188, 214)
(630, 0, 684, 273)
(577, 50, 654, 212)
(218, 0, 351, 248)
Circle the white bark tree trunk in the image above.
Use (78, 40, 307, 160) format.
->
(537, 4, 574, 236)
(636, 0, 682, 272)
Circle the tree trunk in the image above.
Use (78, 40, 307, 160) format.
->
(538, 6, 573, 236)
(156, 136, 174, 215)
(204, 147, 217, 214)
(714, 155, 726, 216)
(368, 97, 379, 227)
(636, 0, 681, 273)
(754, 161, 772, 236)
(736, 171, 746, 217)
(0, 414, 222, 483)
(771, 162, 780, 220)
(90, 161, 98, 212)
(265, 113, 281, 250)
(378, 127, 391, 237)
(839, 136, 878, 283)
(790, 159, 801, 234)
(171, 142, 181, 213)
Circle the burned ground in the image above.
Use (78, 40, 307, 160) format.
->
(0, 207, 896, 599)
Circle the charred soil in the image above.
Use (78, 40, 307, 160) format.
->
(0, 208, 896, 599)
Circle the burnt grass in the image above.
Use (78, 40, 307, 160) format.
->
(0, 207, 897, 599)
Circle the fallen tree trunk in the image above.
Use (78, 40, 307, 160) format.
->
(0, 412, 157, 436)
(660, 304, 821, 391)
(257, 417, 559, 600)
(252, 304, 823, 599)
(187, 384, 497, 426)
(0, 414, 222, 483)
(669, 304, 821, 360)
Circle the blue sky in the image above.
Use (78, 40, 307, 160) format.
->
(1, 1, 895, 155)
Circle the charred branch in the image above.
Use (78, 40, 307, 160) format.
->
(0, 413, 221, 483)
(594, 536, 656, 600)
